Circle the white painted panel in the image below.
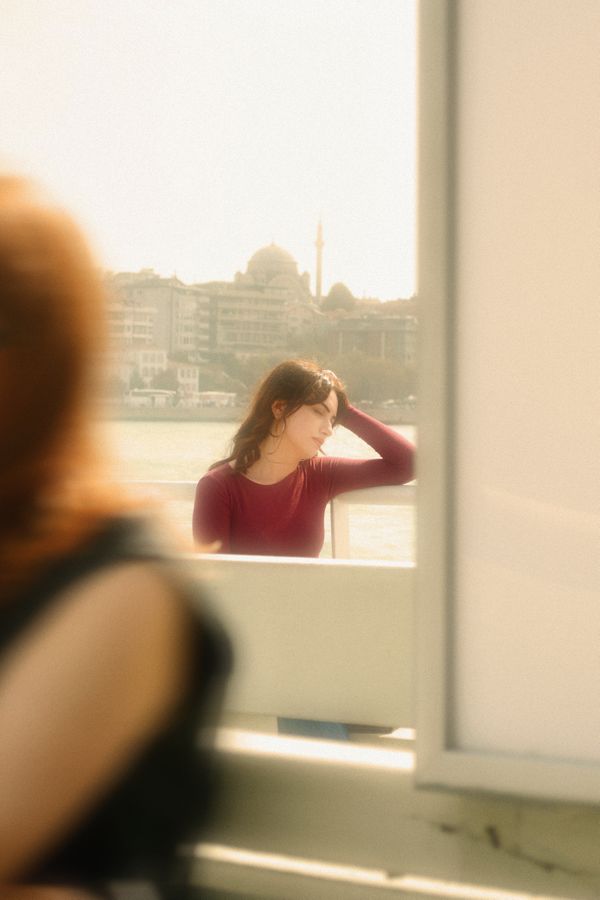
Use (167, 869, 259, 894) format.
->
(452, 0, 600, 763)
(185, 555, 414, 726)
(416, 0, 600, 801)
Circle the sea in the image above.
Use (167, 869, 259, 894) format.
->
(97, 419, 416, 563)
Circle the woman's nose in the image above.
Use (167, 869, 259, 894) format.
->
(322, 419, 333, 436)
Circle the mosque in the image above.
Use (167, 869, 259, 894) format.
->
(196, 225, 325, 357)
(232, 220, 325, 302)
(107, 223, 414, 387)
(233, 243, 311, 298)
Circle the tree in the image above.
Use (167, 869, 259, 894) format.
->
(129, 368, 145, 390)
(326, 350, 413, 403)
(103, 374, 127, 399)
(151, 368, 179, 391)
(197, 365, 245, 394)
(286, 328, 330, 359)
(234, 352, 289, 394)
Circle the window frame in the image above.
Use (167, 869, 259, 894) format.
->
(414, 0, 600, 804)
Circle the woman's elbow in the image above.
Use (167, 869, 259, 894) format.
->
(402, 452, 415, 483)
(192, 518, 225, 553)
(388, 450, 415, 484)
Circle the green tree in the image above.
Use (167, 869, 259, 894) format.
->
(151, 368, 179, 391)
(129, 368, 145, 390)
(327, 351, 413, 403)
(235, 352, 289, 394)
(286, 329, 330, 359)
(197, 364, 245, 394)
(103, 374, 127, 398)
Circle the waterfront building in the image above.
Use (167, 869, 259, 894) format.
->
(170, 361, 202, 400)
(127, 346, 169, 385)
(325, 312, 417, 365)
(197, 242, 317, 356)
(286, 299, 325, 346)
(105, 241, 417, 371)
(107, 270, 211, 358)
(106, 300, 155, 347)
(107, 349, 200, 397)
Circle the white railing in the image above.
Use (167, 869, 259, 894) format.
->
(329, 483, 416, 558)
(124, 480, 416, 560)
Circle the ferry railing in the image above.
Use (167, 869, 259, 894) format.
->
(124, 478, 416, 730)
(329, 483, 416, 559)
(123, 480, 416, 560)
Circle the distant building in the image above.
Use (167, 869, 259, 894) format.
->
(170, 361, 201, 399)
(196, 243, 317, 356)
(106, 300, 155, 347)
(235, 243, 311, 299)
(106, 270, 210, 358)
(129, 347, 169, 385)
(286, 299, 325, 344)
(326, 313, 417, 365)
(125, 388, 176, 408)
(104, 240, 417, 371)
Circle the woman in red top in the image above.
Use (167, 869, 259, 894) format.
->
(193, 359, 415, 557)
(193, 359, 414, 740)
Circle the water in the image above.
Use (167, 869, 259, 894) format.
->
(97, 419, 416, 562)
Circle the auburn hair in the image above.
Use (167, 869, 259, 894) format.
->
(0, 176, 123, 595)
(212, 358, 349, 473)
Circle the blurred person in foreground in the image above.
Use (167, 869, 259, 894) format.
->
(0, 176, 230, 900)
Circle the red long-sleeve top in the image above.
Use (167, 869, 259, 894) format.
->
(192, 405, 414, 557)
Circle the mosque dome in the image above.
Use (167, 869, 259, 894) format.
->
(322, 281, 355, 311)
(246, 243, 298, 283)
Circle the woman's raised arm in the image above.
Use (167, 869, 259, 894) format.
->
(324, 405, 415, 497)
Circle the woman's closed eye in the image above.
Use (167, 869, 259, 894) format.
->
(314, 406, 336, 426)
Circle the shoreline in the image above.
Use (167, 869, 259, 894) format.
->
(102, 405, 416, 426)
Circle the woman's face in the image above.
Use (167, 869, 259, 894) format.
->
(280, 388, 339, 460)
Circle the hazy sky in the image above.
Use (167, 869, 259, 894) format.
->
(2, 0, 417, 300)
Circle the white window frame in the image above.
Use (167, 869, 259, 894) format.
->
(415, 0, 600, 804)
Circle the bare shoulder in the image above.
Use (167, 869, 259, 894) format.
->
(5, 560, 193, 718)
(0, 561, 194, 879)
(50, 561, 191, 690)
(198, 462, 235, 489)
(24, 559, 183, 643)
(68, 560, 188, 626)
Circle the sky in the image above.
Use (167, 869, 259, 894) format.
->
(1, 0, 417, 301)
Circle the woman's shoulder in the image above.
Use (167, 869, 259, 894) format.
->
(6, 510, 230, 713)
(197, 462, 244, 501)
(304, 454, 338, 470)
(4, 515, 189, 642)
(200, 461, 237, 484)
(301, 455, 339, 481)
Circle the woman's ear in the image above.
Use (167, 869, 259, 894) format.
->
(271, 400, 286, 419)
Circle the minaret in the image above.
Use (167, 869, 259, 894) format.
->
(315, 219, 324, 304)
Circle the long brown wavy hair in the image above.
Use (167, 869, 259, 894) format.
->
(211, 359, 349, 473)
(0, 176, 123, 596)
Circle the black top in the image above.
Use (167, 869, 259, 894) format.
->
(1, 515, 231, 899)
